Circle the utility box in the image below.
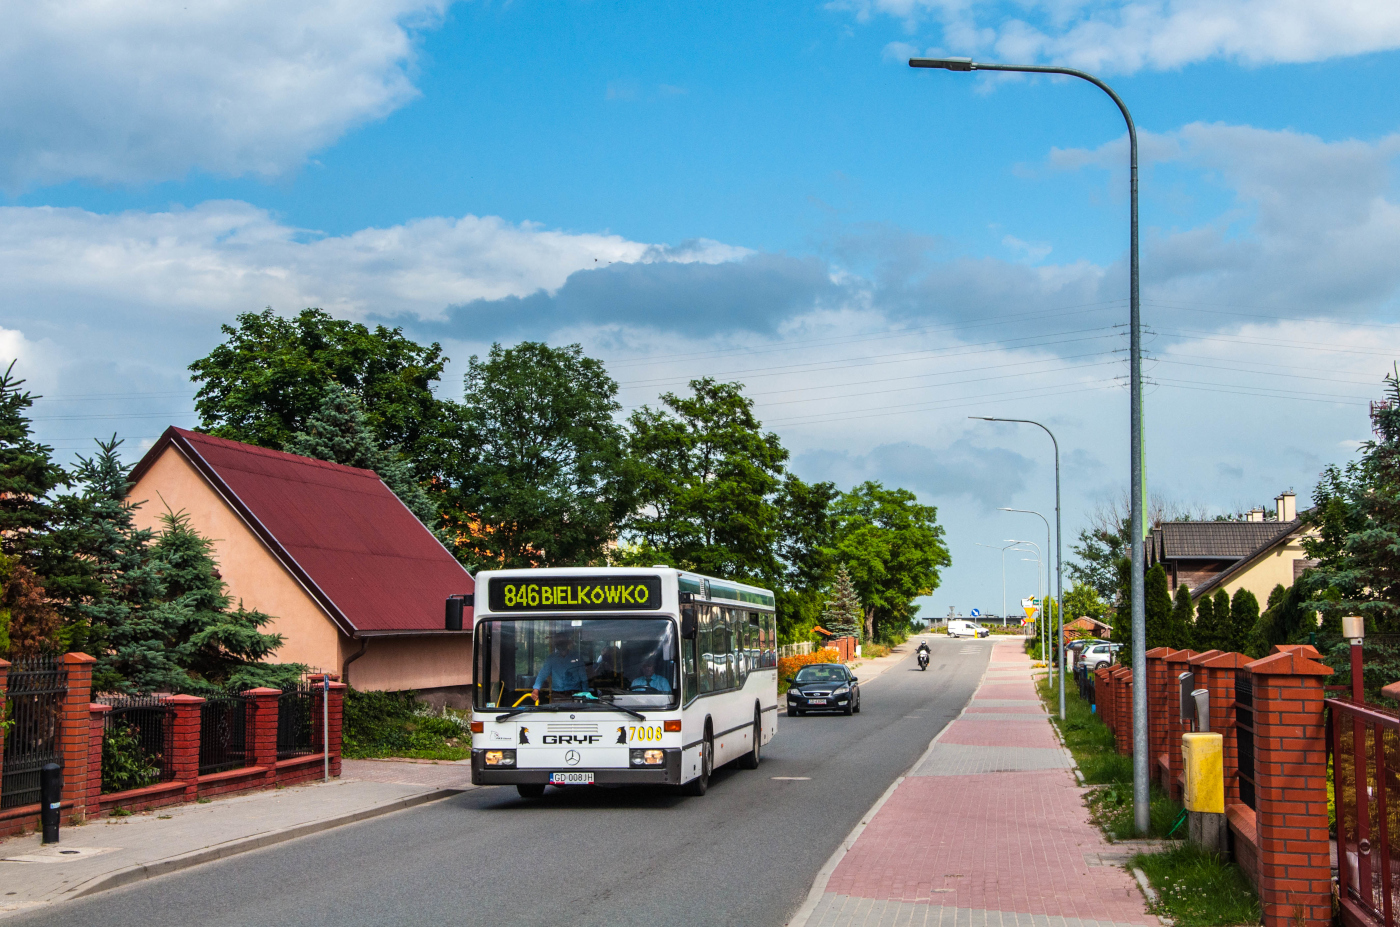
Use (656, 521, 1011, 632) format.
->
(1182, 732, 1224, 814)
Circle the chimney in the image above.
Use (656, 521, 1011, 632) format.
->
(1247, 508, 1265, 522)
(1276, 491, 1296, 522)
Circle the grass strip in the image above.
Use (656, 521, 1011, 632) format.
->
(1131, 843, 1261, 927)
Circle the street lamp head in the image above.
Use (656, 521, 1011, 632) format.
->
(910, 57, 975, 71)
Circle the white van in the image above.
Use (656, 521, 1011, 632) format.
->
(946, 619, 989, 639)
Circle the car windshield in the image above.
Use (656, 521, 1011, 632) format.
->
(795, 665, 847, 683)
(475, 617, 679, 711)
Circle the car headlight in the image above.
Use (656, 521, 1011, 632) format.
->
(788, 688, 803, 698)
(483, 749, 516, 766)
(832, 686, 849, 696)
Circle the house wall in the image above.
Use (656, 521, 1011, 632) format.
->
(348, 636, 474, 695)
(1213, 531, 1317, 605)
(126, 446, 344, 674)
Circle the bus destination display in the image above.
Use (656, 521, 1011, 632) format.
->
(487, 576, 664, 612)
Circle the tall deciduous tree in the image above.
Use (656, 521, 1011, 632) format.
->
(189, 308, 449, 478)
(1062, 581, 1109, 624)
(623, 378, 787, 581)
(285, 385, 440, 532)
(773, 475, 840, 639)
(0, 553, 60, 659)
(447, 342, 634, 569)
(830, 482, 949, 643)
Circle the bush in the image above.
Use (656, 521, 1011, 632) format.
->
(342, 689, 471, 760)
(861, 642, 890, 660)
(777, 648, 841, 680)
(102, 723, 162, 793)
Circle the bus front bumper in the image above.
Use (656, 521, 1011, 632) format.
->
(471, 748, 683, 786)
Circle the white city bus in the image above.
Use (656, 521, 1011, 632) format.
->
(466, 567, 779, 798)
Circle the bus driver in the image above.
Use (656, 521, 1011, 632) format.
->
(532, 633, 588, 702)
(629, 655, 671, 693)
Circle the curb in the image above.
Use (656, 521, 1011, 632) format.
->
(68, 788, 463, 900)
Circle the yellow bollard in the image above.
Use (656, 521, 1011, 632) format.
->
(1182, 732, 1224, 814)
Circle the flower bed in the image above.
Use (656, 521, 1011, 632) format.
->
(778, 647, 841, 680)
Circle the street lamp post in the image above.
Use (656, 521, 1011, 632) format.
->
(998, 507, 1059, 715)
(975, 541, 1033, 628)
(925, 58, 1146, 834)
(1010, 541, 1043, 653)
(976, 416, 1063, 720)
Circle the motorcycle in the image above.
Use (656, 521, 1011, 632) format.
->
(917, 649, 930, 671)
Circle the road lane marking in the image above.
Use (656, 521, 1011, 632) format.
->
(771, 776, 811, 780)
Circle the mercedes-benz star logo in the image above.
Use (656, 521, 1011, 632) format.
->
(564, 750, 581, 766)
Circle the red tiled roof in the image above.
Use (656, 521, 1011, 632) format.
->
(133, 427, 473, 634)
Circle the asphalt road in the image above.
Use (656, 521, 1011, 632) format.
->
(16, 635, 993, 927)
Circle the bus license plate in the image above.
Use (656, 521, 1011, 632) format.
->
(809, 699, 827, 705)
(549, 772, 594, 785)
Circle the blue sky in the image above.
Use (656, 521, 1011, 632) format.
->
(5, 1, 1400, 618)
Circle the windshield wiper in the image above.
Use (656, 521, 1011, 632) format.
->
(494, 703, 572, 723)
(565, 693, 648, 721)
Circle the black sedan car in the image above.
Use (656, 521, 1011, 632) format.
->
(786, 663, 861, 716)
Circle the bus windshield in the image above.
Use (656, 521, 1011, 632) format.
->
(476, 617, 679, 712)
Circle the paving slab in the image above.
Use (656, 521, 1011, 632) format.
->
(793, 638, 1157, 927)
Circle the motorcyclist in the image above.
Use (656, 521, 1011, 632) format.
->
(916, 639, 931, 669)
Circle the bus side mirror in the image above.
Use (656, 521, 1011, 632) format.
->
(680, 606, 697, 640)
(445, 594, 473, 631)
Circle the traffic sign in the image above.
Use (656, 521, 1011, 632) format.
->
(1021, 596, 1038, 619)
(970, 608, 981, 617)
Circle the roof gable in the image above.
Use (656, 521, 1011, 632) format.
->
(133, 427, 472, 634)
(1155, 520, 1297, 560)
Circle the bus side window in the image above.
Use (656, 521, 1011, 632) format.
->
(732, 608, 747, 688)
(764, 612, 777, 667)
(682, 637, 698, 703)
(698, 606, 714, 693)
(748, 612, 760, 673)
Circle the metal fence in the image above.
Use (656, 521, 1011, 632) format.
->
(1235, 670, 1257, 810)
(276, 685, 315, 760)
(1330, 697, 1400, 927)
(2, 657, 69, 810)
(198, 693, 249, 776)
(100, 696, 174, 793)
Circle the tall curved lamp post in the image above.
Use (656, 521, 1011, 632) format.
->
(999, 505, 1061, 719)
(975, 541, 1033, 627)
(925, 58, 1146, 834)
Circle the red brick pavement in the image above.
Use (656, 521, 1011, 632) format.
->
(810, 639, 1155, 926)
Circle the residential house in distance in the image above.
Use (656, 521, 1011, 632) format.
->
(1147, 491, 1317, 604)
(127, 427, 475, 702)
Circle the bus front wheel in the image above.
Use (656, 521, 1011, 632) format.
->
(682, 729, 712, 796)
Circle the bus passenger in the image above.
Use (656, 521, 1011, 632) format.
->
(532, 633, 588, 701)
(629, 656, 672, 693)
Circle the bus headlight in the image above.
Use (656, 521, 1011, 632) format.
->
(484, 749, 516, 766)
(631, 749, 665, 766)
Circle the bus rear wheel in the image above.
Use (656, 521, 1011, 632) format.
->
(738, 708, 762, 769)
(516, 783, 546, 799)
(682, 729, 712, 796)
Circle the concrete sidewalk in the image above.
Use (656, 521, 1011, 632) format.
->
(794, 637, 1159, 927)
(0, 761, 471, 917)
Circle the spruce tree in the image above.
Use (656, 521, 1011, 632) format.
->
(284, 384, 440, 532)
(1144, 564, 1172, 650)
(1227, 588, 1261, 655)
(1213, 590, 1232, 651)
(1171, 582, 1195, 651)
(821, 565, 864, 640)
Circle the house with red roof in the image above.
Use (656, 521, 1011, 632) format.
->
(126, 427, 475, 700)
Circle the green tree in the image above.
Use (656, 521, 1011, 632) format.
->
(285, 385, 440, 531)
(623, 378, 787, 581)
(821, 565, 864, 639)
(773, 475, 840, 640)
(1144, 564, 1173, 650)
(189, 308, 449, 478)
(446, 342, 634, 570)
(1170, 582, 1195, 651)
(1224, 588, 1260, 655)
(1062, 581, 1109, 623)
(0, 552, 60, 659)
(830, 482, 949, 643)
(104, 511, 301, 693)
(1068, 518, 1129, 607)
(1208, 589, 1233, 652)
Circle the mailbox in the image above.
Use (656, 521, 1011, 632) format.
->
(1182, 732, 1224, 814)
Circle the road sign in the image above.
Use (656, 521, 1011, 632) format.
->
(1021, 596, 1038, 619)
(970, 608, 981, 617)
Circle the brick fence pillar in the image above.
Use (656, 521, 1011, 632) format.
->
(245, 688, 281, 785)
(165, 694, 204, 799)
(1096, 667, 1114, 732)
(1201, 652, 1251, 806)
(0, 659, 8, 801)
(1146, 648, 1177, 792)
(59, 653, 96, 818)
(1245, 647, 1333, 927)
(87, 704, 110, 813)
(1111, 666, 1134, 754)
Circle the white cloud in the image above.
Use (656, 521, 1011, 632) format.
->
(0, 201, 745, 322)
(846, 0, 1400, 73)
(0, 0, 454, 189)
